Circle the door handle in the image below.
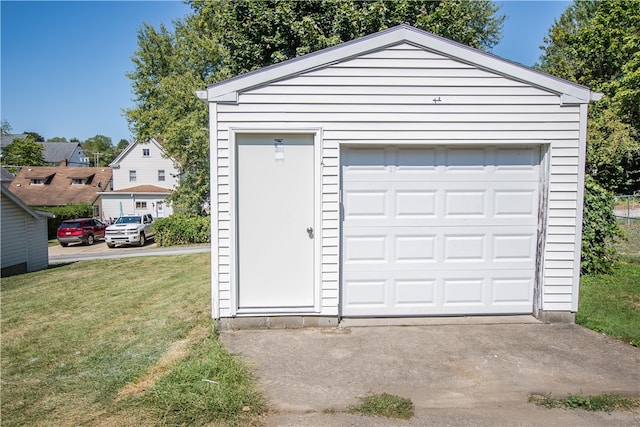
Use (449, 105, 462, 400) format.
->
(307, 227, 314, 237)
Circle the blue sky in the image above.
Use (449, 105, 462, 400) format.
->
(1, 0, 570, 144)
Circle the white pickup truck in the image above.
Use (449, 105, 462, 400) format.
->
(105, 214, 155, 248)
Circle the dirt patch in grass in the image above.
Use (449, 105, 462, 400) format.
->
(116, 323, 210, 400)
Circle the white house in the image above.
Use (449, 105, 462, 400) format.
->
(1, 186, 53, 276)
(198, 25, 600, 327)
(100, 138, 179, 221)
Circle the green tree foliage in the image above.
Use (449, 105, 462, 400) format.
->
(23, 131, 45, 142)
(82, 134, 117, 166)
(47, 136, 69, 142)
(117, 139, 129, 150)
(153, 213, 211, 246)
(537, 0, 640, 273)
(2, 135, 45, 172)
(580, 176, 622, 275)
(126, 0, 504, 213)
(537, 0, 640, 194)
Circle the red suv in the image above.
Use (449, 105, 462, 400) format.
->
(57, 218, 107, 247)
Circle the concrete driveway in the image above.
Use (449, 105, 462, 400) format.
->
(220, 320, 640, 426)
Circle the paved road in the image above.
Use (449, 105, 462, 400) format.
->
(49, 240, 210, 264)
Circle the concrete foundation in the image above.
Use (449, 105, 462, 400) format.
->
(218, 316, 339, 330)
(537, 310, 576, 324)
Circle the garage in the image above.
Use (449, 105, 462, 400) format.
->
(199, 25, 600, 326)
(342, 145, 541, 316)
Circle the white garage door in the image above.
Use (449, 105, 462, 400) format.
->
(341, 146, 541, 316)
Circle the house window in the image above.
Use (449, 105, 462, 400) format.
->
(158, 170, 165, 181)
(129, 170, 136, 182)
(142, 148, 150, 157)
(136, 201, 147, 209)
(30, 179, 44, 185)
(72, 178, 84, 185)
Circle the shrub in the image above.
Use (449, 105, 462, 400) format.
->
(153, 213, 210, 246)
(38, 203, 93, 239)
(581, 176, 623, 274)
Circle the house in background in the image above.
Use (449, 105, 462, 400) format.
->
(99, 138, 179, 220)
(41, 142, 89, 167)
(1, 166, 15, 187)
(199, 25, 600, 327)
(1, 185, 53, 276)
(8, 165, 112, 218)
(1, 135, 89, 167)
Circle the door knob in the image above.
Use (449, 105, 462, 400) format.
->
(307, 227, 314, 234)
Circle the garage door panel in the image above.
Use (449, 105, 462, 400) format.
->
(342, 270, 534, 316)
(343, 146, 540, 183)
(344, 181, 539, 224)
(341, 146, 540, 316)
(344, 226, 536, 270)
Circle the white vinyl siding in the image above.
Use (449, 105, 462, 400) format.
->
(1, 193, 49, 273)
(211, 43, 583, 317)
(111, 140, 179, 191)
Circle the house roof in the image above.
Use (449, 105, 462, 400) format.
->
(109, 138, 171, 168)
(1, 166, 15, 185)
(107, 184, 172, 194)
(198, 24, 601, 105)
(8, 166, 113, 207)
(1, 185, 54, 219)
(1, 134, 29, 148)
(41, 142, 83, 164)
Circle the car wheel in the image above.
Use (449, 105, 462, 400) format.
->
(86, 234, 95, 245)
(107, 243, 115, 248)
(59, 242, 68, 247)
(138, 232, 146, 247)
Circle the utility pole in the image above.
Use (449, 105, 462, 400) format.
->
(94, 152, 102, 166)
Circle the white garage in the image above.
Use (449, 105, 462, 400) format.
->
(199, 25, 600, 327)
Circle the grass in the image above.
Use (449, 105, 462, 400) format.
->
(346, 393, 414, 419)
(577, 221, 640, 347)
(615, 220, 640, 256)
(577, 257, 640, 347)
(0, 253, 265, 426)
(529, 393, 640, 412)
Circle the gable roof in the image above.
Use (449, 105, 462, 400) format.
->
(109, 138, 171, 168)
(8, 166, 112, 207)
(198, 24, 600, 105)
(41, 142, 84, 164)
(1, 185, 54, 219)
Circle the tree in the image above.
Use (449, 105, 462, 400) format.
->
(82, 134, 116, 166)
(537, 0, 640, 194)
(23, 131, 45, 142)
(2, 135, 45, 172)
(1, 120, 12, 135)
(536, 0, 640, 273)
(117, 139, 130, 150)
(47, 137, 69, 142)
(127, 0, 505, 213)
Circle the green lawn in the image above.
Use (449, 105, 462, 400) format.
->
(577, 256, 640, 347)
(0, 254, 265, 426)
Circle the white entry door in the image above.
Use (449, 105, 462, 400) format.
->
(341, 146, 541, 316)
(236, 134, 315, 310)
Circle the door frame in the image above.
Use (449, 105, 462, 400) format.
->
(228, 128, 323, 316)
